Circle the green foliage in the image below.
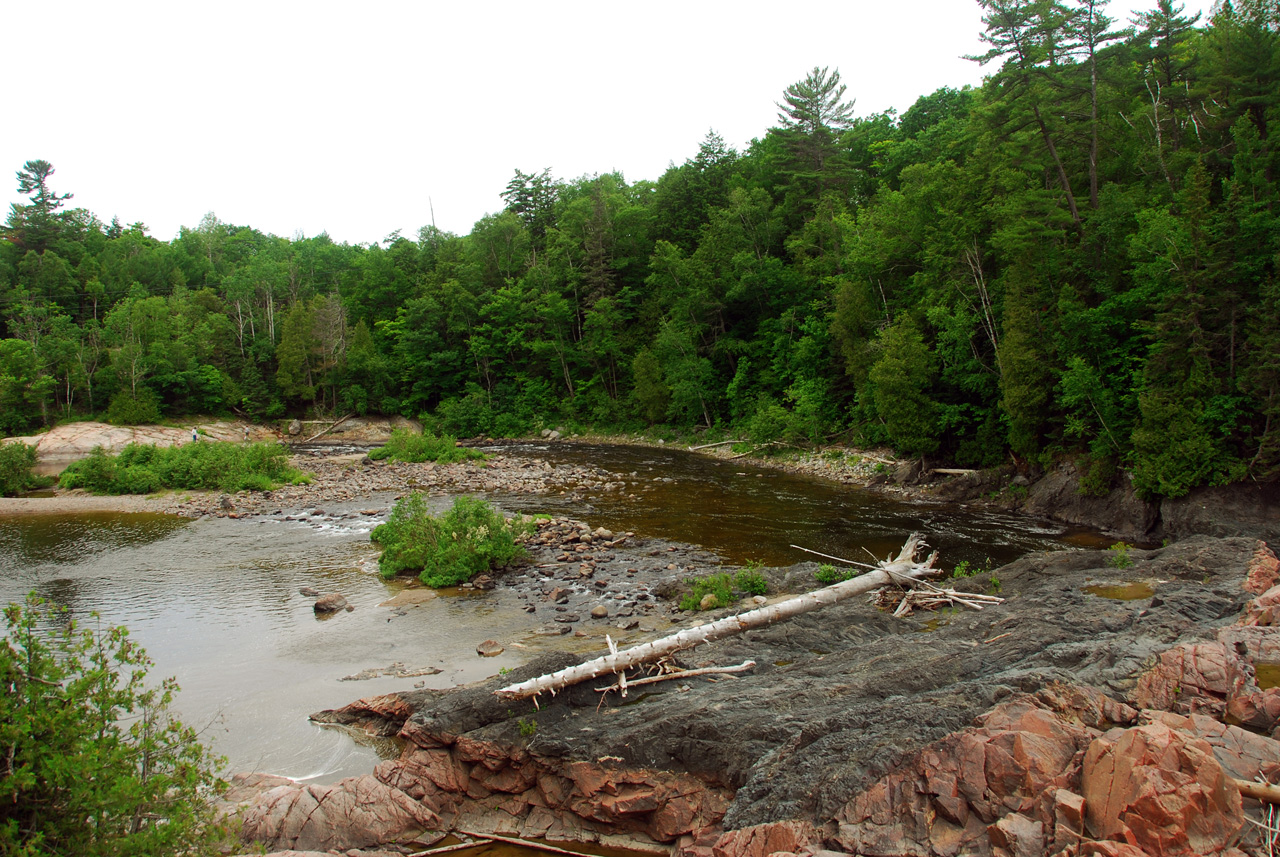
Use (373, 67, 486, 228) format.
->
(6, 13, 1280, 500)
(1108, 541, 1134, 569)
(815, 563, 857, 584)
(0, 443, 38, 497)
(58, 441, 305, 494)
(869, 317, 939, 457)
(679, 573, 735, 611)
(951, 557, 993, 579)
(370, 494, 529, 586)
(734, 566, 769, 596)
(0, 339, 54, 436)
(0, 595, 227, 856)
(367, 427, 486, 464)
(517, 718, 537, 738)
(105, 388, 163, 426)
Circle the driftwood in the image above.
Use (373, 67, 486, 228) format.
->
(876, 576, 1005, 616)
(688, 439, 743, 451)
(595, 659, 757, 694)
(413, 831, 607, 857)
(297, 413, 354, 444)
(931, 468, 978, 476)
(1236, 778, 1280, 804)
(495, 534, 940, 701)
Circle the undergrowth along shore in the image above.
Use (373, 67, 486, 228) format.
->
(57, 441, 309, 495)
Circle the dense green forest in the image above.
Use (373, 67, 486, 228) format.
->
(2, 0, 1277, 499)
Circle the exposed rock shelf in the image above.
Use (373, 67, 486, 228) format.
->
(231, 537, 1280, 857)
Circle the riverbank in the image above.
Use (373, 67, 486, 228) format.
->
(10, 421, 1277, 547)
(231, 535, 1280, 857)
(6, 422, 1280, 855)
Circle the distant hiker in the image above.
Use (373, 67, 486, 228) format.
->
(192, 428, 199, 443)
(243, 426, 250, 442)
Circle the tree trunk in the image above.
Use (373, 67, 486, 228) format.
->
(495, 535, 939, 701)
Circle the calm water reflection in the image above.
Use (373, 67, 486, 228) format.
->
(492, 443, 1105, 568)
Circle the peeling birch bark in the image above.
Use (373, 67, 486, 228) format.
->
(495, 534, 939, 701)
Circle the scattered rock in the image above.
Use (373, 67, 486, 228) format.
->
(288, 419, 302, 436)
(313, 593, 350, 614)
(590, 605, 609, 619)
(298, 586, 321, 597)
(476, 640, 504, 657)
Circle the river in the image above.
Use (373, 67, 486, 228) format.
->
(0, 442, 1106, 783)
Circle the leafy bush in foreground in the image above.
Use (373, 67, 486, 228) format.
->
(58, 441, 308, 494)
(0, 442, 38, 496)
(679, 568, 770, 610)
(371, 494, 529, 586)
(367, 428, 486, 464)
(0, 595, 227, 855)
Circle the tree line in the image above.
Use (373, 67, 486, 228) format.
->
(2, 0, 1278, 500)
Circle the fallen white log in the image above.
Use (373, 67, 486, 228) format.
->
(688, 439, 743, 451)
(495, 534, 939, 701)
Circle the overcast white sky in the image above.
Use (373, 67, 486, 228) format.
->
(4, 0, 1213, 246)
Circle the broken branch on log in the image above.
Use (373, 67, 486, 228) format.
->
(1236, 778, 1280, 804)
(595, 659, 757, 694)
(495, 534, 939, 701)
(789, 544, 880, 571)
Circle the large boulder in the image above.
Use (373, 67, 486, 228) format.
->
(835, 699, 1095, 857)
(238, 774, 441, 852)
(1081, 721, 1243, 857)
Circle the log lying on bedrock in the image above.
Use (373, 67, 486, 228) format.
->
(495, 533, 940, 702)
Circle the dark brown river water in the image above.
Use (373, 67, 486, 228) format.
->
(0, 443, 1106, 784)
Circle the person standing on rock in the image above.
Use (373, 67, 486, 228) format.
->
(243, 425, 250, 443)
(192, 427, 199, 443)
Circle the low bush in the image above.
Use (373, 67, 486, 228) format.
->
(734, 566, 769, 596)
(0, 442, 38, 496)
(680, 573, 735, 611)
(0, 595, 228, 855)
(815, 563, 857, 584)
(367, 428, 486, 464)
(371, 494, 529, 586)
(679, 567, 771, 611)
(59, 441, 307, 495)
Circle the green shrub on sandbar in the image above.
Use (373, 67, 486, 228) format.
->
(0, 442, 39, 497)
(371, 494, 529, 586)
(58, 441, 308, 494)
(367, 428, 486, 464)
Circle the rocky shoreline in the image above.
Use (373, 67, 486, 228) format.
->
(6, 422, 1280, 856)
(226, 536, 1280, 857)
